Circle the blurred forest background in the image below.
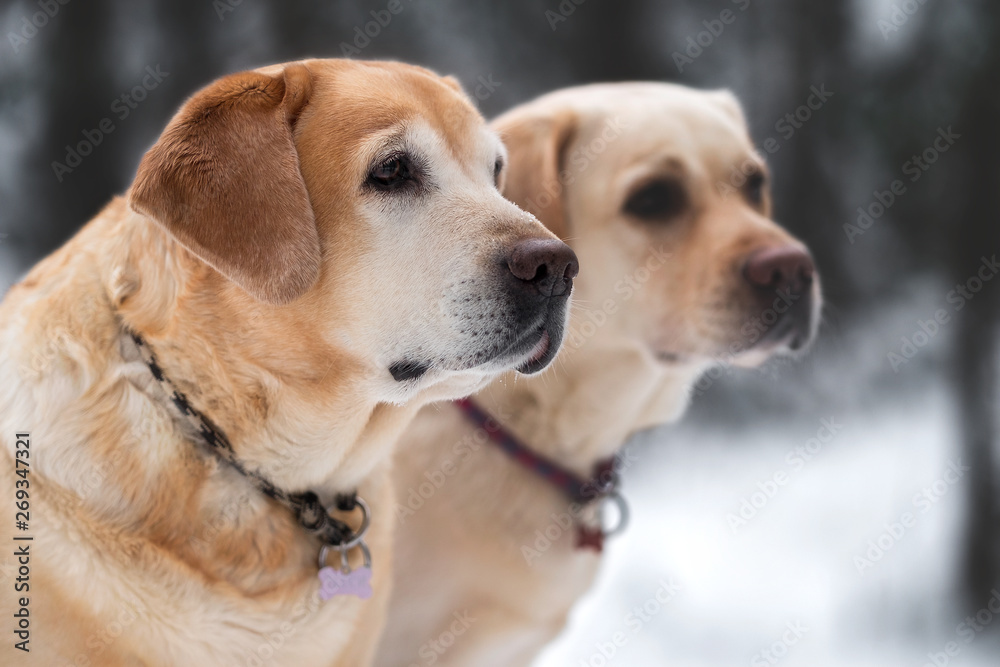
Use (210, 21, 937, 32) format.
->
(1, 0, 999, 664)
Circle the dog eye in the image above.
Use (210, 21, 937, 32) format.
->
(745, 172, 766, 205)
(623, 180, 687, 220)
(494, 158, 504, 187)
(368, 154, 414, 191)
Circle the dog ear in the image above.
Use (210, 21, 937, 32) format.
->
(493, 109, 577, 240)
(129, 64, 320, 305)
(707, 89, 748, 128)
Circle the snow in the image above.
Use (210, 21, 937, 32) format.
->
(535, 328, 1000, 666)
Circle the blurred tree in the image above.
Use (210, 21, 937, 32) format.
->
(152, 0, 220, 98)
(555, 0, 665, 83)
(949, 0, 1000, 614)
(778, 0, 854, 308)
(25, 0, 118, 256)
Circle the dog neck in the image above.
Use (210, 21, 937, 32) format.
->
(472, 337, 705, 478)
(104, 201, 415, 495)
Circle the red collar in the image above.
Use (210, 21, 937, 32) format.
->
(453, 398, 628, 552)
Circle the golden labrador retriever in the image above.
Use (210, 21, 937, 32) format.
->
(0, 59, 577, 666)
(378, 83, 822, 667)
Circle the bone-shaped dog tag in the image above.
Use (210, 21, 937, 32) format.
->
(318, 541, 373, 600)
(318, 565, 373, 600)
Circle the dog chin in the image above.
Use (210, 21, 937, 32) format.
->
(731, 332, 808, 368)
(730, 346, 777, 368)
(381, 363, 499, 406)
(653, 336, 790, 369)
(654, 350, 685, 364)
(512, 330, 553, 374)
(487, 311, 569, 376)
(520, 302, 574, 374)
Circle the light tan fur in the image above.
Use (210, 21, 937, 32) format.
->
(378, 83, 823, 666)
(0, 59, 571, 666)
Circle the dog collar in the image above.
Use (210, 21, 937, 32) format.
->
(128, 331, 372, 600)
(453, 398, 629, 552)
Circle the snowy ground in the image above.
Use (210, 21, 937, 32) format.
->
(536, 296, 1000, 666)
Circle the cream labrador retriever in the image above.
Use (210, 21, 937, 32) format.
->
(378, 83, 822, 667)
(0, 59, 578, 666)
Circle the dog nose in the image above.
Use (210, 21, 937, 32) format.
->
(507, 239, 579, 298)
(743, 245, 815, 295)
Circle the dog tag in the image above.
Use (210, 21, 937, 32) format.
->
(318, 540, 373, 600)
(318, 565, 373, 600)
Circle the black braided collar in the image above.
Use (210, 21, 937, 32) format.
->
(128, 331, 360, 551)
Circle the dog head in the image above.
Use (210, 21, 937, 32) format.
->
(494, 83, 821, 373)
(128, 60, 576, 404)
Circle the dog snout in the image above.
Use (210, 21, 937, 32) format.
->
(739, 244, 819, 352)
(506, 238, 579, 298)
(742, 245, 815, 297)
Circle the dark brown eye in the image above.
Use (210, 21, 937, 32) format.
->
(624, 179, 687, 220)
(746, 172, 766, 205)
(368, 155, 414, 191)
(494, 158, 504, 186)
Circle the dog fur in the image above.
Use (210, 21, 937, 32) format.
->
(0, 59, 574, 666)
(377, 83, 822, 667)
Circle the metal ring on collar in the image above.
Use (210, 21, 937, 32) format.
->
(600, 491, 630, 538)
(318, 539, 372, 572)
(338, 541, 372, 573)
(338, 495, 370, 548)
(317, 496, 371, 568)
